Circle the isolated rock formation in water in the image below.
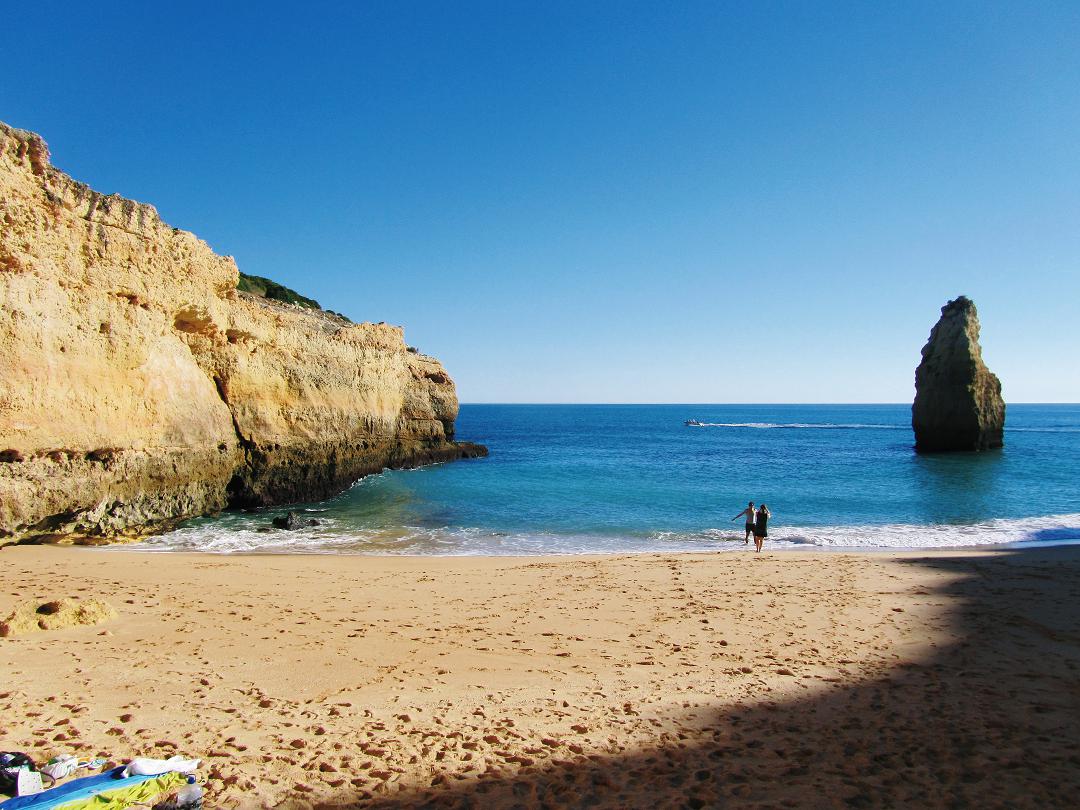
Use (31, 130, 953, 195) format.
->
(0, 121, 485, 545)
(912, 296, 1005, 452)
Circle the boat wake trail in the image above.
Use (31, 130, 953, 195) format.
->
(687, 422, 907, 430)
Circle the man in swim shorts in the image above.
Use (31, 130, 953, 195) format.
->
(731, 501, 755, 544)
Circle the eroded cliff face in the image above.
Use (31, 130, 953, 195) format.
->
(912, 296, 1005, 452)
(0, 122, 483, 544)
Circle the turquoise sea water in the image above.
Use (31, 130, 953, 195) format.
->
(142, 404, 1080, 554)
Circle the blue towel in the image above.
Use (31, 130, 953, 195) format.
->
(0, 767, 165, 809)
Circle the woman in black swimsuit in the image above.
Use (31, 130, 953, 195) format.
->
(753, 504, 771, 552)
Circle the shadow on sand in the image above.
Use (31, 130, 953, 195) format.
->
(313, 547, 1080, 809)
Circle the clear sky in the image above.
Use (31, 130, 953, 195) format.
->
(3, 2, 1078, 402)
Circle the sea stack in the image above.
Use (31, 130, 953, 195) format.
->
(0, 121, 485, 545)
(912, 296, 1005, 452)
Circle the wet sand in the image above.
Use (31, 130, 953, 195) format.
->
(2, 544, 1078, 808)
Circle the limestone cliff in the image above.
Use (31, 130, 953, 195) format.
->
(0, 121, 484, 544)
(912, 296, 1005, 452)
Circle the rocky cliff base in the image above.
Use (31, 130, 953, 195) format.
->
(0, 121, 485, 545)
(912, 296, 1005, 452)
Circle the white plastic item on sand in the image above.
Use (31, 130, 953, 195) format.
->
(153, 783, 204, 810)
(174, 784, 204, 809)
(176, 784, 204, 803)
(121, 755, 201, 777)
(41, 754, 79, 780)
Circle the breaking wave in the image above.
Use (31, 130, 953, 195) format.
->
(127, 512, 1080, 556)
(726, 512, 1080, 549)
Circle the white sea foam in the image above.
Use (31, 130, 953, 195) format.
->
(685, 422, 1078, 433)
(755, 512, 1080, 549)
(1004, 426, 1080, 433)
(123, 512, 1080, 556)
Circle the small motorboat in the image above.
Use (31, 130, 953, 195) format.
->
(685, 419, 704, 427)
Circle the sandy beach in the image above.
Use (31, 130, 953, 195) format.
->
(2, 544, 1079, 809)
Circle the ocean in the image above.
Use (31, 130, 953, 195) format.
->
(139, 403, 1080, 555)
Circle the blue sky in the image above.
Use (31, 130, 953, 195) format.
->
(3, 2, 1078, 402)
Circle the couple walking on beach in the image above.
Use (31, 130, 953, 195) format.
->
(732, 501, 771, 552)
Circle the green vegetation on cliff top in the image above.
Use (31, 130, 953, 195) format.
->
(237, 272, 321, 310)
(236, 274, 352, 322)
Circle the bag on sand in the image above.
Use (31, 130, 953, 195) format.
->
(1, 753, 41, 796)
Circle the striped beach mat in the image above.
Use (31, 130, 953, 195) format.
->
(0, 767, 185, 810)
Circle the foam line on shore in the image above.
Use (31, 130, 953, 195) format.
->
(125, 513, 1080, 556)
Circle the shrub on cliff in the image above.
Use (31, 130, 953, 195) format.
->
(238, 272, 321, 310)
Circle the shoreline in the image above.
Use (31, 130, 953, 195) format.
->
(87, 539, 1080, 557)
(107, 496, 1080, 558)
(4, 544, 1079, 808)
(84, 509, 1080, 558)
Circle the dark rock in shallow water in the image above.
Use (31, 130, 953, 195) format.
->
(230, 442, 489, 510)
(912, 296, 1005, 452)
(272, 511, 316, 530)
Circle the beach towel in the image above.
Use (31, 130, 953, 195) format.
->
(0, 767, 185, 810)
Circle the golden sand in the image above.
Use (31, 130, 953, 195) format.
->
(2, 545, 1078, 808)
